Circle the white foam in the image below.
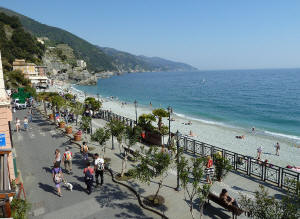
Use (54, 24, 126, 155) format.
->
(264, 131, 300, 142)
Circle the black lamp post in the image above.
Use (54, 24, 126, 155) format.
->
(134, 100, 138, 124)
(167, 106, 172, 146)
(97, 93, 99, 102)
(175, 130, 181, 191)
(88, 104, 92, 135)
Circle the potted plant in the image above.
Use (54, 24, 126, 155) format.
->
(49, 113, 54, 121)
(74, 130, 82, 141)
(11, 198, 31, 219)
(59, 121, 65, 128)
(65, 126, 72, 134)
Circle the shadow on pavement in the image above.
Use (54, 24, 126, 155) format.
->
(38, 182, 56, 195)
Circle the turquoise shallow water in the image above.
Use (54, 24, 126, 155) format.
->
(75, 69, 300, 142)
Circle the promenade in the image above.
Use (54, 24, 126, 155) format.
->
(12, 108, 159, 219)
(12, 106, 289, 219)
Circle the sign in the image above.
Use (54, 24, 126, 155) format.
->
(0, 134, 6, 147)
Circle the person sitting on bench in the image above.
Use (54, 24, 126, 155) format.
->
(219, 189, 238, 207)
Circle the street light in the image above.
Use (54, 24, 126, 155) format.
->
(167, 106, 172, 146)
(97, 93, 99, 102)
(88, 104, 92, 135)
(134, 100, 138, 124)
(175, 130, 181, 191)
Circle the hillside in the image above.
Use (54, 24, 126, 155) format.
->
(0, 12, 44, 72)
(101, 47, 198, 72)
(0, 7, 198, 73)
(0, 7, 115, 72)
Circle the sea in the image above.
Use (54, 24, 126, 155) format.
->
(75, 69, 300, 143)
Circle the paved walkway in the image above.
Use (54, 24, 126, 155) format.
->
(12, 109, 159, 219)
(89, 118, 286, 219)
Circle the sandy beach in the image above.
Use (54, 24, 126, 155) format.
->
(49, 81, 300, 168)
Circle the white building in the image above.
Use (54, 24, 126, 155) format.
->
(76, 60, 87, 68)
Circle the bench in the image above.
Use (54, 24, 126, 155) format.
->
(207, 192, 243, 218)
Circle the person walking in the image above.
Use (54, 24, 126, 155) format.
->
(28, 110, 32, 123)
(52, 162, 64, 197)
(23, 117, 29, 131)
(62, 147, 72, 174)
(205, 156, 214, 184)
(84, 161, 94, 194)
(81, 142, 89, 161)
(275, 142, 280, 156)
(15, 118, 20, 132)
(53, 149, 61, 167)
(94, 153, 104, 187)
(257, 146, 262, 160)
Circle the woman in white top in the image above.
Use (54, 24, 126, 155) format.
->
(54, 149, 61, 167)
(15, 118, 20, 132)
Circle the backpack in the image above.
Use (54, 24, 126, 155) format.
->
(85, 168, 93, 182)
(54, 168, 62, 183)
(97, 159, 105, 171)
(65, 151, 72, 161)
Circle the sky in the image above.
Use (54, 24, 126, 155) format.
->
(1, 0, 300, 70)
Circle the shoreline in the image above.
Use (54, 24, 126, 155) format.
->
(49, 80, 300, 167)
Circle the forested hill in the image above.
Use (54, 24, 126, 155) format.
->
(0, 7, 198, 73)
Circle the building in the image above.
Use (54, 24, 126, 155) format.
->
(35, 66, 47, 76)
(76, 60, 87, 68)
(12, 59, 36, 78)
(12, 59, 49, 87)
(0, 51, 16, 217)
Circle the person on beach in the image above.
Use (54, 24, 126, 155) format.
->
(62, 147, 73, 174)
(188, 130, 195, 137)
(205, 156, 214, 184)
(275, 142, 280, 156)
(257, 146, 262, 160)
(53, 149, 61, 167)
(52, 162, 64, 197)
(81, 142, 89, 160)
(15, 118, 20, 132)
(94, 153, 104, 187)
(84, 161, 94, 194)
(23, 117, 28, 131)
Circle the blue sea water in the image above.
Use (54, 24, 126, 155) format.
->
(75, 69, 300, 142)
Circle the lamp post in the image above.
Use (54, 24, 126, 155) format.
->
(134, 100, 138, 124)
(175, 130, 181, 191)
(88, 104, 92, 135)
(167, 106, 172, 146)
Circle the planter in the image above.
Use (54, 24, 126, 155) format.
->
(49, 114, 54, 120)
(65, 126, 72, 134)
(59, 122, 65, 128)
(74, 134, 81, 141)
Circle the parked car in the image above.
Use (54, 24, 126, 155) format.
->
(13, 99, 27, 109)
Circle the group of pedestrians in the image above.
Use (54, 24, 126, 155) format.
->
(51, 143, 105, 197)
(15, 110, 32, 132)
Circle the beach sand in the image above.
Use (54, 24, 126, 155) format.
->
(48, 81, 300, 167)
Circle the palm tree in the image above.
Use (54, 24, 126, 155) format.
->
(152, 108, 169, 131)
(138, 113, 156, 131)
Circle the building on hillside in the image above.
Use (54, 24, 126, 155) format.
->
(76, 60, 87, 68)
(12, 59, 36, 78)
(12, 59, 49, 87)
(35, 66, 47, 76)
(0, 51, 17, 217)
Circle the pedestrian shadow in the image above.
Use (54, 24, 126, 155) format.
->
(231, 185, 254, 194)
(73, 175, 85, 183)
(63, 181, 85, 192)
(42, 167, 52, 174)
(38, 182, 56, 195)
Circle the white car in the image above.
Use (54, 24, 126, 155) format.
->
(13, 99, 27, 109)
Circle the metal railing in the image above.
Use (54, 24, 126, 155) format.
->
(98, 109, 300, 192)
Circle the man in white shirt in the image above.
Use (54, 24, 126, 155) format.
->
(94, 153, 104, 186)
